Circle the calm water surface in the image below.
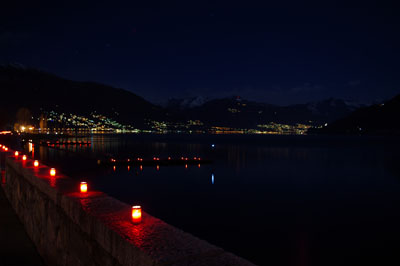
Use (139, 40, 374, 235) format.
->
(25, 134, 400, 266)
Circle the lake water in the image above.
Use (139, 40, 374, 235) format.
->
(24, 134, 400, 266)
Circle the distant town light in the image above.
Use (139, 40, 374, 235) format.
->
(80, 182, 88, 193)
(211, 144, 215, 148)
(50, 168, 56, 176)
(34, 160, 39, 167)
(132, 206, 142, 224)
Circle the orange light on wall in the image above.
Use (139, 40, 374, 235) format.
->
(131, 206, 142, 224)
(80, 182, 88, 193)
(50, 168, 56, 176)
(22, 155, 27, 161)
(34, 160, 39, 167)
(14, 151, 19, 157)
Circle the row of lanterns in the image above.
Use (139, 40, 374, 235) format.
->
(1, 144, 142, 224)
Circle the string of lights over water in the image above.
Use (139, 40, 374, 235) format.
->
(19, 134, 400, 266)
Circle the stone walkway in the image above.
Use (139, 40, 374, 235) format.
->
(0, 186, 45, 266)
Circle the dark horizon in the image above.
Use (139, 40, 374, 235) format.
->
(1, 1, 399, 105)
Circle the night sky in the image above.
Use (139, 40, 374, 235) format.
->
(1, 1, 399, 105)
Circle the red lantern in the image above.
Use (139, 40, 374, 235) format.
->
(131, 206, 142, 224)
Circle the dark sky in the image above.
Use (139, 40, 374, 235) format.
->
(1, 0, 399, 105)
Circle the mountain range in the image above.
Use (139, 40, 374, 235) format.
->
(165, 96, 364, 128)
(316, 94, 400, 135)
(0, 65, 161, 128)
(0, 65, 397, 134)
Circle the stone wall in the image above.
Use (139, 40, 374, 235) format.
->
(1, 153, 255, 266)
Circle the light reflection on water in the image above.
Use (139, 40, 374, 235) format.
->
(23, 135, 400, 266)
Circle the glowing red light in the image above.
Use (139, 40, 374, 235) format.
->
(14, 151, 19, 157)
(22, 155, 27, 161)
(50, 168, 56, 176)
(80, 182, 88, 193)
(34, 160, 39, 167)
(132, 206, 142, 224)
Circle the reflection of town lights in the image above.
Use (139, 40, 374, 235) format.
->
(34, 160, 39, 167)
(185, 164, 188, 169)
(80, 182, 88, 193)
(198, 164, 201, 168)
(140, 165, 143, 171)
(50, 168, 56, 176)
(156, 165, 159, 171)
(113, 165, 116, 171)
(131, 206, 142, 224)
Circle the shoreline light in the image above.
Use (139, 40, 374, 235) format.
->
(50, 168, 56, 176)
(131, 206, 142, 224)
(34, 160, 39, 167)
(14, 151, 19, 157)
(80, 182, 88, 193)
(22, 155, 27, 161)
